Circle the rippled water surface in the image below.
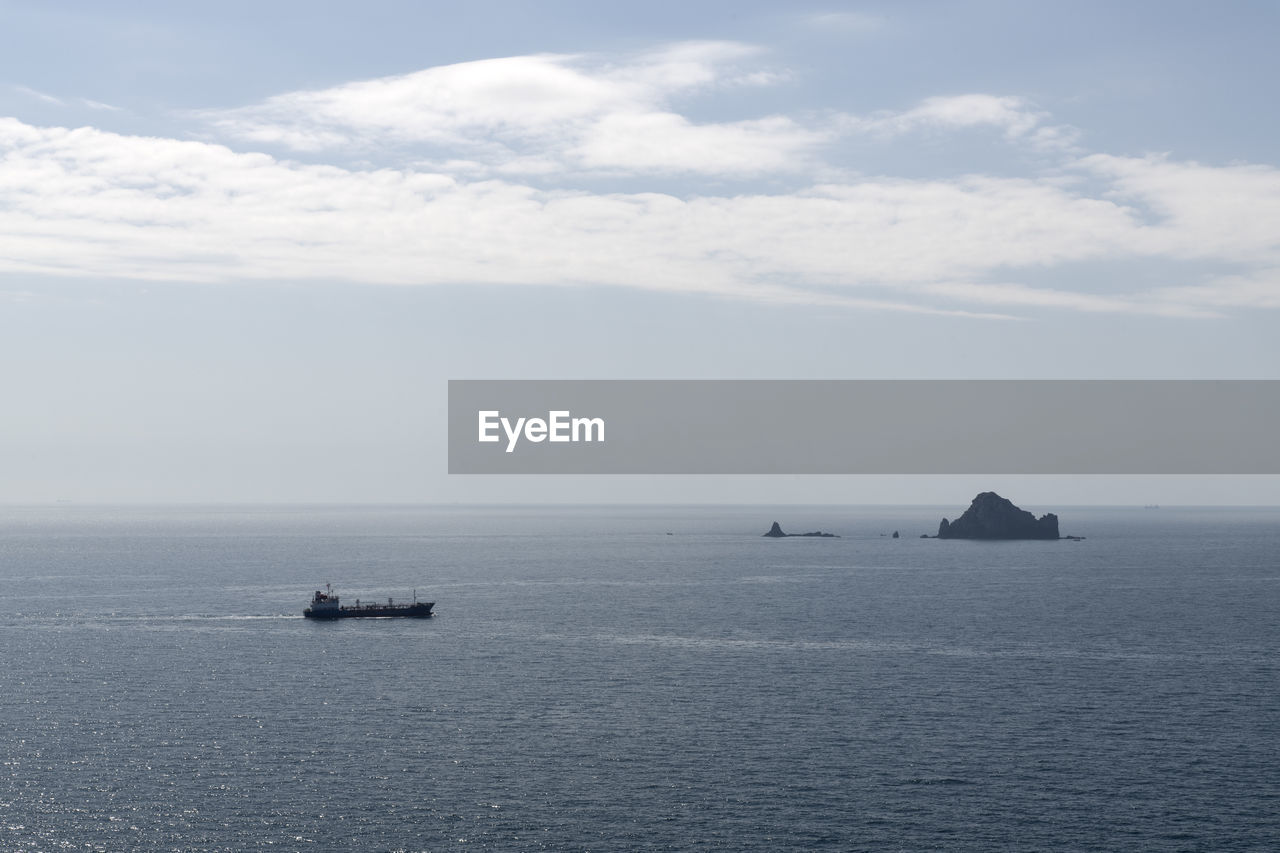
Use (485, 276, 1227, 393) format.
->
(2, 504, 1278, 850)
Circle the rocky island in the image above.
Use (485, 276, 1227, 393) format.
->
(762, 522, 838, 538)
(935, 492, 1060, 540)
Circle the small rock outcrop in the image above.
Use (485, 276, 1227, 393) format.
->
(762, 522, 838, 538)
(937, 492, 1059, 540)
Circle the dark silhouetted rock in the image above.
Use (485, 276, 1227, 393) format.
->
(937, 492, 1060, 540)
(892, 530, 900, 539)
(763, 521, 838, 538)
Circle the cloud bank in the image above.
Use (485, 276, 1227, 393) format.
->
(2, 42, 1279, 318)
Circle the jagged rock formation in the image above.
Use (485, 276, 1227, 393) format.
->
(937, 492, 1059, 540)
(762, 522, 838, 538)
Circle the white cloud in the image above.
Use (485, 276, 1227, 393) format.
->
(571, 112, 826, 174)
(923, 281, 1221, 318)
(1146, 270, 1280, 310)
(848, 94, 1080, 151)
(3, 43, 1280, 319)
(200, 42, 799, 176)
(10, 86, 122, 113)
(80, 98, 122, 112)
(1079, 153, 1280, 263)
(13, 84, 65, 106)
(882, 94, 1041, 135)
(0, 115, 1257, 318)
(200, 48, 1087, 178)
(206, 53, 618, 150)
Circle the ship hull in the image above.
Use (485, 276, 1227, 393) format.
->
(305, 602, 434, 619)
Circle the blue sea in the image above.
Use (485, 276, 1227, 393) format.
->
(2, 504, 1278, 851)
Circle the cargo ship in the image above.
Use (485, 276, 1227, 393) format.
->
(304, 584, 434, 619)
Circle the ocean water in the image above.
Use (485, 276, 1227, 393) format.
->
(1, 504, 1277, 851)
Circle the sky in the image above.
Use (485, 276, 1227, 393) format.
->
(1, 0, 1278, 504)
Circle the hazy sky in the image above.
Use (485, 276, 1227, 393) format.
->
(2, 1, 1278, 504)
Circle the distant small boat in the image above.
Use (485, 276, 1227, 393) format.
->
(1143, 505, 1160, 510)
(304, 584, 434, 619)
